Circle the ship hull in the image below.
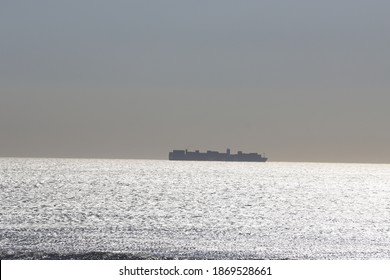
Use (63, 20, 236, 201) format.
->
(169, 157, 268, 162)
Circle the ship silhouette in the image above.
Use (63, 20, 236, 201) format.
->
(169, 148, 267, 162)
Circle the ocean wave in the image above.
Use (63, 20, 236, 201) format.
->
(0, 251, 173, 260)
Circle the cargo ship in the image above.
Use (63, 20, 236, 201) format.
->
(169, 148, 267, 162)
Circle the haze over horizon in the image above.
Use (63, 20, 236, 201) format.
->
(1, 1, 390, 163)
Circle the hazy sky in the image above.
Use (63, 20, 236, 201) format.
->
(1, 0, 390, 162)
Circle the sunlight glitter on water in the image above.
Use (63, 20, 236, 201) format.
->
(1, 158, 390, 259)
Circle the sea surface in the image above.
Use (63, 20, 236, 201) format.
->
(1, 158, 390, 259)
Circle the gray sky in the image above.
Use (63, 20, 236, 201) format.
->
(1, 0, 390, 163)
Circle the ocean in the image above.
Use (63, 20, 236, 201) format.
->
(1, 158, 389, 259)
